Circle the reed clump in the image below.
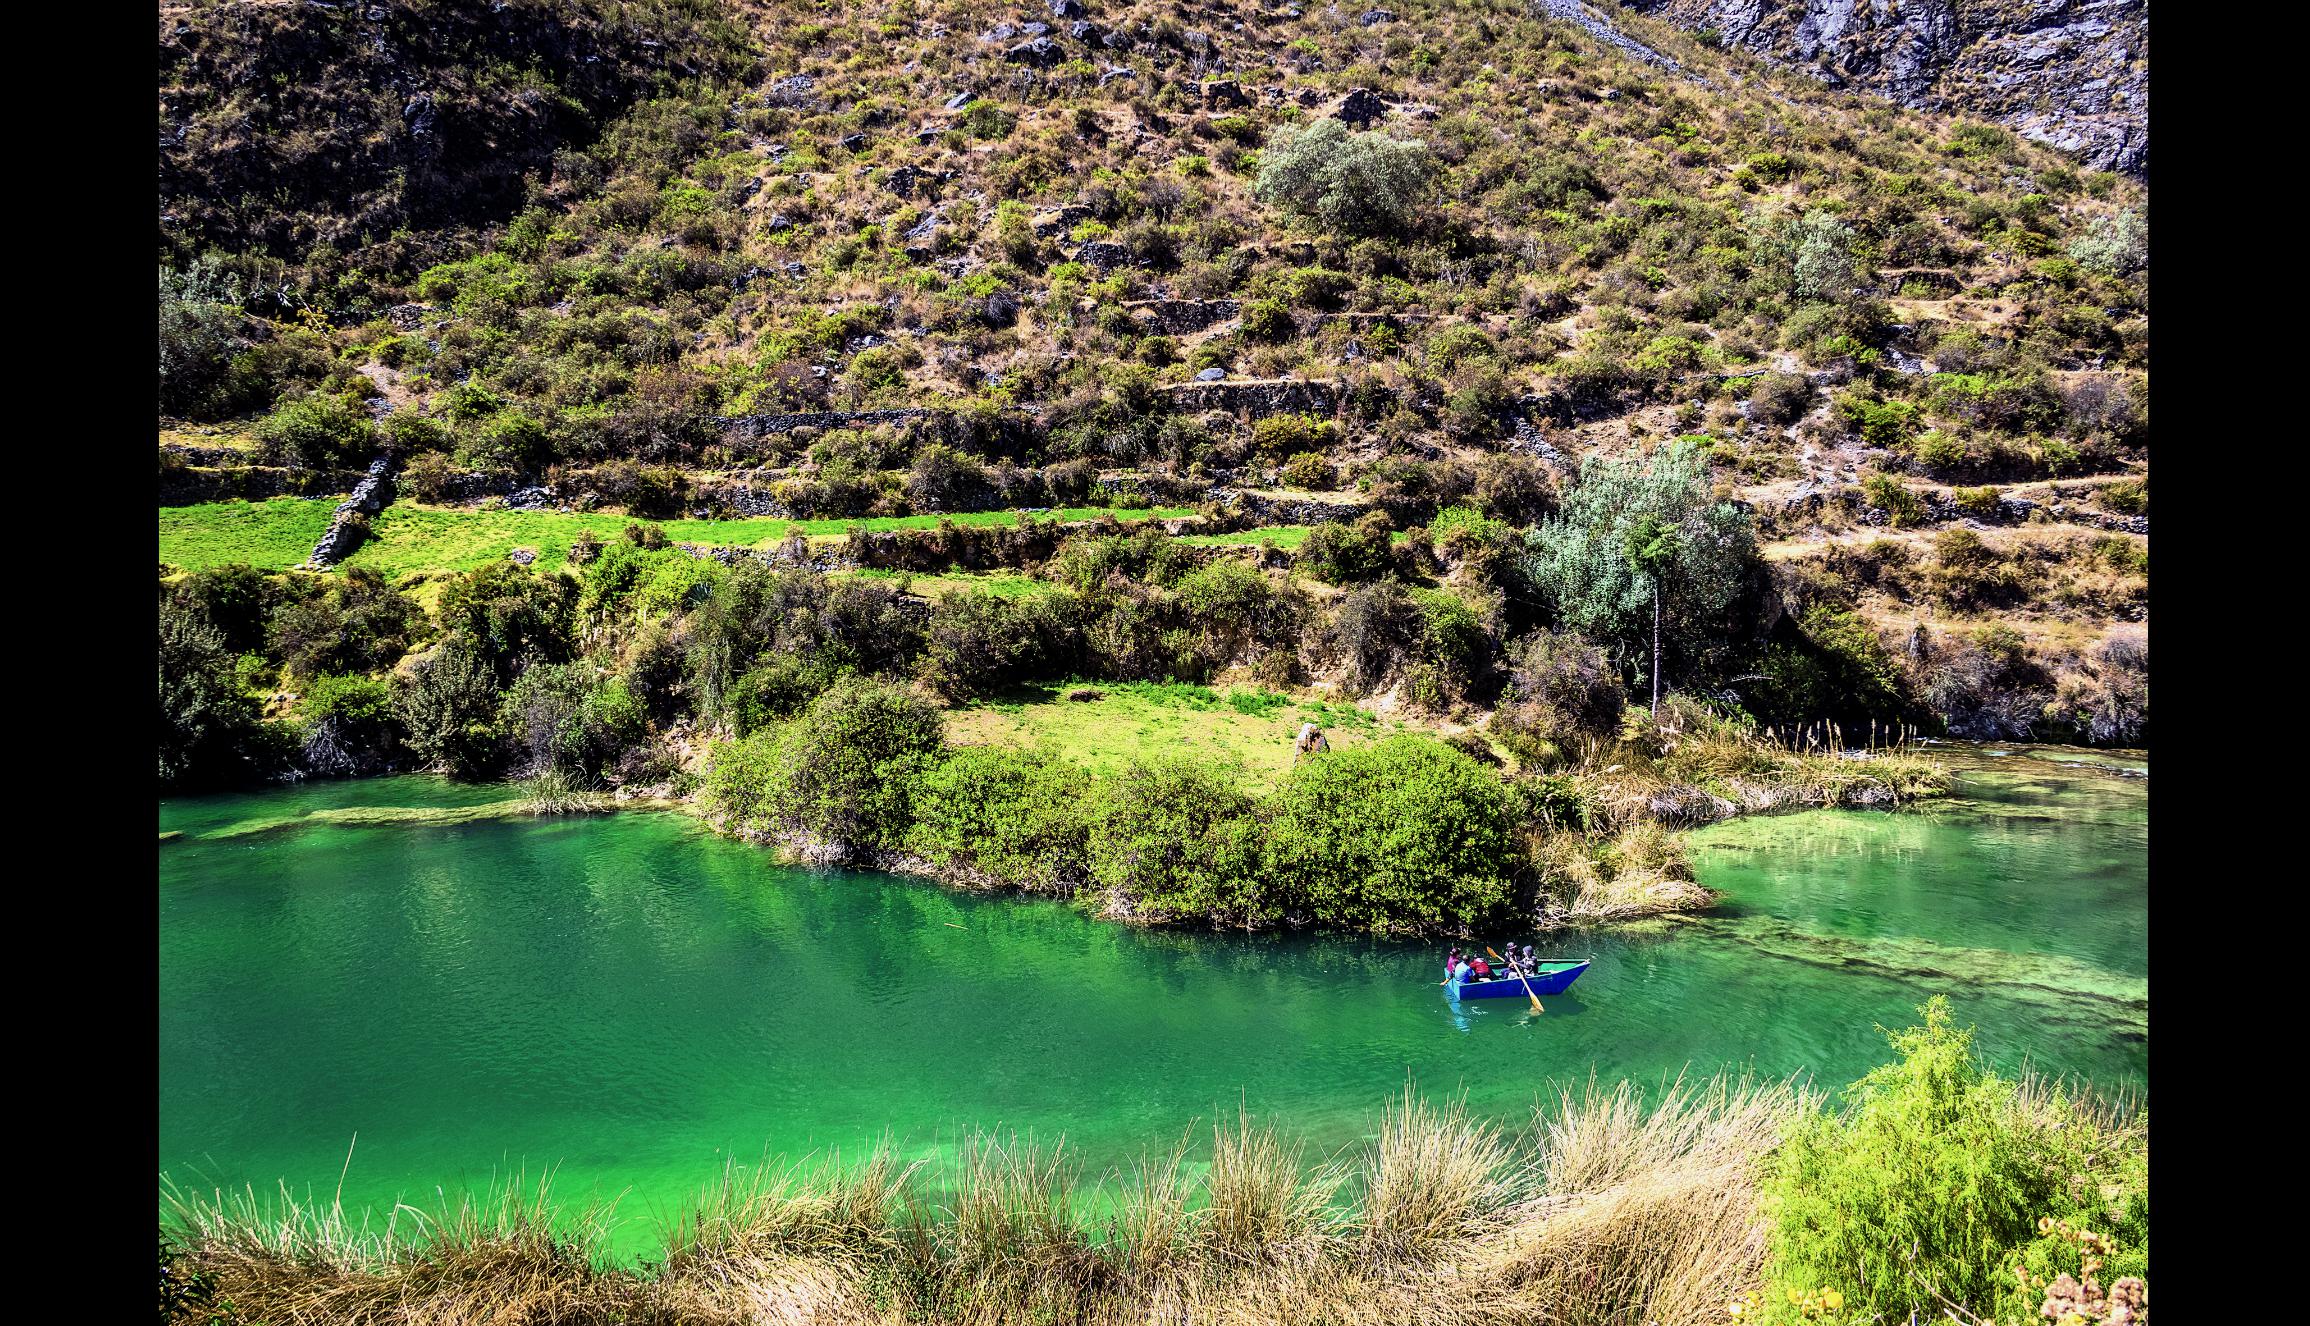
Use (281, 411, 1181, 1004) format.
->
(1580, 702, 1951, 831)
(518, 768, 602, 815)
(1534, 821, 1718, 928)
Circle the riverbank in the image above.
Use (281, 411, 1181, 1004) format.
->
(159, 1002, 2146, 1326)
(685, 693, 1952, 940)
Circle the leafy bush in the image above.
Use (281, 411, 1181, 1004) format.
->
(158, 598, 271, 787)
(705, 676, 946, 860)
(436, 562, 577, 679)
(268, 567, 421, 680)
(1751, 606, 1912, 727)
(2066, 209, 2146, 277)
(1281, 451, 1336, 488)
(910, 747, 1094, 893)
(919, 589, 1083, 699)
(158, 263, 262, 420)
(394, 634, 506, 778)
(1297, 515, 1394, 585)
(1760, 997, 2147, 1323)
(1755, 209, 1859, 301)
(1087, 756, 1271, 926)
(254, 392, 377, 469)
(960, 99, 1016, 139)
(1747, 373, 1813, 427)
(1240, 296, 1294, 342)
(1861, 472, 1927, 527)
(1491, 630, 1624, 767)
(2099, 478, 2147, 516)
(1250, 412, 1334, 457)
(1836, 396, 1918, 448)
(1253, 117, 1438, 236)
(1268, 735, 1516, 934)
(500, 664, 645, 783)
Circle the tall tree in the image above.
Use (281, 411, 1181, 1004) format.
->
(1519, 440, 1756, 702)
(1622, 514, 1681, 716)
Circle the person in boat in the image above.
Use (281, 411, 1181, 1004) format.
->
(1520, 943, 1537, 971)
(1466, 953, 1492, 980)
(1444, 947, 1462, 982)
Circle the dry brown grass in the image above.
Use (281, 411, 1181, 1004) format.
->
(164, 1075, 1817, 1325)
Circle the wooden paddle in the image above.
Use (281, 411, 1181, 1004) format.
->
(1488, 946, 1544, 1015)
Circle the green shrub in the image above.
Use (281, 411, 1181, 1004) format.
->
(705, 676, 946, 859)
(254, 392, 377, 469)
(1491, 629, 1623, 767)
(1861, 472, 1927, 527)
(910, 747, 1094, 893)
(2099, 478, 2147, 516)
(1753, 606, 1911, 727)
(960, 99, 1016, 139)
(1952, 485, 2002, 518)
(301, 673, 395, 743)
(1296, 517, 1393, 584)
(1087, 756, 1272, 926)
(1250, 412, 1333, 457)
(1252, 117, 1438, 236)
(1742, 151, 1793, 183)
(2066, 209, 2146, 278)
(1747, 373, 1813, 427)
(1280, 451, 1336, 488)
(1837, 396, 1919, 448)
(1268, 735, 1516, 934)
(1240, 297, 1294, 342)
(395, 634, 505, 778)
(158, 598, 271, 787)
(269, 567, 421, 681)
(1760, 997, 2147, 1324)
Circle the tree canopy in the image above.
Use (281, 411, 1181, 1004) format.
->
(1520, 440, 1756, 687)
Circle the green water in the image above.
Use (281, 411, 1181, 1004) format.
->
(159, 744, 2145, 1255)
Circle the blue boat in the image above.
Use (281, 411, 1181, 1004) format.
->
(1446, 959, 1591, 999)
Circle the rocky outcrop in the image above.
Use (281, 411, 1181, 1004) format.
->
(1125, 298, 1240, 334)
(1623, 0, 2146, 175)
(721, 408, 944, 438)
(1213, 491, 1370, 525)
(1537, 0, 1703, 80)
(1159, 378, 1340, 417)
(307, 453, 396, 568)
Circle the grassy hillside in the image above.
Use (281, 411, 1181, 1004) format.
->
(158, 0, 2149, 802)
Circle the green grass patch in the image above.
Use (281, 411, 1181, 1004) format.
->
(947, 679, 1404, 782)
(158, 497, 337, 571)
(155, 500, 1202, 576)
(1177, 525, 1313, 549)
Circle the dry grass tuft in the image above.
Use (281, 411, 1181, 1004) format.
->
(160, 1076, 1830, 1326)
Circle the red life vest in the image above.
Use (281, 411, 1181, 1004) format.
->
(1469, 958, 1492, 978)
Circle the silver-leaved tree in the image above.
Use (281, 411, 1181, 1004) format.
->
(1519, 439, 1755, 706)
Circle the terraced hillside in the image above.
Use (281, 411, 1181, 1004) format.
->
(159, 0, 2148, 790)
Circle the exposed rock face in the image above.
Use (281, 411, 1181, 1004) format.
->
(1213, 490, 1369, 525)
(308, 453, 396, 568)
(1125, 298, 1240, 333)
(722, 408, 944, 438)
(1622, 0, 2146, 176)
(1159, 378, 1340, 417)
